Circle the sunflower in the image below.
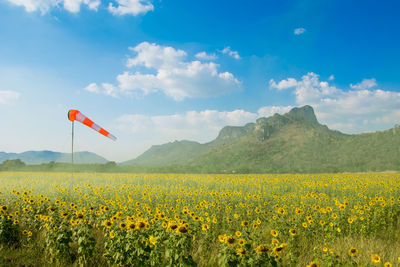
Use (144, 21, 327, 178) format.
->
(128, 222, 136, 231)
(348, 248, 358, 256)
(307, 261, 319, 267)
(48, 206, 56, 212)
(176, 225, 188, 234)
(238, 238, 246, 246)
(225, 235, 236, 246)
(255, 244, 269, 254)
(136, 221, 146, 230)
(119, 222, 127, 230)
(241, 220, 249, 227)
(103, 220, 112, 229)
(236, 248, 247, 257)
(168, 222, 178, 231)
(272, 243, 286, 254)
(371, 254, 381, 263)
(289, 229, 296, 236)
(109, 231, 115, 239)
(270, 229, 278, 237)
(235, 231, 241, 237)
(149, 235, 157, 245)
(201, 224, 209, 231)
(384, 262, 392, 267)
(218, 235, 226, 243)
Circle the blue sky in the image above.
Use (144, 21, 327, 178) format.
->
(1, 0, 400, 162)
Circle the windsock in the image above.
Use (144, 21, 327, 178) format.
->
(68, 110, 116, 141)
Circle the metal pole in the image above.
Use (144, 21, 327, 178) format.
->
(72, 121, 74, 165)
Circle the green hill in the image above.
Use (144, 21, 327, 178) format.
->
(0, 150, 109, 165)
(122, 140, 206, 166)
(123, 105, 400, 173)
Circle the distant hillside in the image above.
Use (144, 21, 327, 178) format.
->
(122, 140, 206, 166)
(0, 151, 109, 165)
(123, 105, 400, 173)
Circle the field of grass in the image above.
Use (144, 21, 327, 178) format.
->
(0, 172, 399, 266)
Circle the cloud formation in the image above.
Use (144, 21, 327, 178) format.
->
(87, 42, 241, 101)
(221, 46, 240, 59)
(350, 78, 377, 90)
(269, 77, 297, 90)
(117, 109, 258, 144)
(5, 0, 152, 15)
(294, 27, 306, 35)
(195, 51, 217, 61)
(270, 73, 400, 133)
(0, 90, 20, 104)
(108, 0, 153, 16)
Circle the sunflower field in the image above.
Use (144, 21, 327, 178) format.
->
(0, 171, 399, 266)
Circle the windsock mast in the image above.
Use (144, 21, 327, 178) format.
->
(68, 109, 116, 166)
(68, 109, 117, 141)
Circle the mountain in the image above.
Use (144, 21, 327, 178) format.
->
(122, 140, 206, 166)
(123, 105, 400, 173)
(0, 150, 109, 165)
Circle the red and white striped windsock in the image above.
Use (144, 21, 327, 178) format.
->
(68, 110, 117, 141)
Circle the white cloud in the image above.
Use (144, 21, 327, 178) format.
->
(269, 77, 297, 90)
(87, 42, 241, 101)
(63, 0, 100, 12)
(221, 46, 240, 59)
(195, 51, 217, 61)
(108, 0, 153, 16)
(328, 74, 335, 81)
(294, 27, 306, 35)
(85, 83, 100, 93)
(5, 0, 150, 15)
(85, 82, 119, 97)
(101, 83, 119, 97)
(0, 90, 20, 104)
(117, 109, 258, 143)
(257, 105, 294, 118)
(350, 78, 377, 90)
(126, 42, 187, 69)
(270, 73, 400, 133)
(5, 0, 57, 13)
